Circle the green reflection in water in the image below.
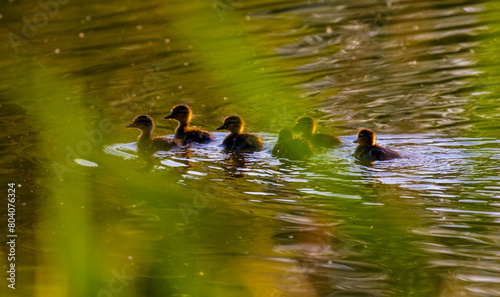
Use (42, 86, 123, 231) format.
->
(159, 0, 312, 132)
(20, 65, 97, 296)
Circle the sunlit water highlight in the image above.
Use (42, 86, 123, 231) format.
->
(105, 133, 500, 204)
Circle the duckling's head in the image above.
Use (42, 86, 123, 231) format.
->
(354, 128, 375, 146)
(217, 115, 244, 134)
(278, 128, 294, 142)
(164, 104, 192, 124)
(126, 115, 154, 132)
(294, 116, 316, 135)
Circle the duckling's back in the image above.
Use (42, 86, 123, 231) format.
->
(181, 128, 214, 145)
(224, 133, 263, 151)
(373, 145, 401, 160)
(354, 144, 401, 162)
(309, 133, 342, 148)
(139, 136, 181, 153)
(273, 138, 313, 160)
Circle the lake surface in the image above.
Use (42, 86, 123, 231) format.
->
(1, 0, 500, 296)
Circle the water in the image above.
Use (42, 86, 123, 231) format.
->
(1, 0, 500, 296)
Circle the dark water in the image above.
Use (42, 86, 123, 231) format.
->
(1, 0, 500, 296)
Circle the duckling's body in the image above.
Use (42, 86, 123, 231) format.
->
(175, 126, 213, 145)
(126, 115, 181, 153)
(217, 115, 263, 151)
(273, 128, 314, 160)
(307, 133, 341, 148)
(353, 128, 401, 162)
(294, 116, 342, 148)
(222, 133, 263, 151)
(165, 104, 214, 145)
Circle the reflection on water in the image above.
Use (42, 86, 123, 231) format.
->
(2, 0, 500, 296)
(101, 132, 500, 295)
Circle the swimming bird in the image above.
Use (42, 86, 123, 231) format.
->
(294, 116, 342, 148)
(353, 128, 401, 162)
(126, 115, 181, 153)
(216, 115, 263, 151)
(273, 128, 314, 160)
(164, 104, 214, 145)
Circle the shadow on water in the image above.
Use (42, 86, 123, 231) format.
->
(2, 0, 500, 296)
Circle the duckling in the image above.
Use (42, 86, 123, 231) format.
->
(164, 104, 214, 145)
(273, 128, 314, 160)
(126, 115, 181, 153)
(216, 115, 263, 151)
(353, 128, 401, 162)
(294, 116, 342, 148)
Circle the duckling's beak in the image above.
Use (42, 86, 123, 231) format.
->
(164, 114, 174, 119)
(353, 138, 359, 143)
(216, 124, 226, 131)
(126, 122, 136, 128)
